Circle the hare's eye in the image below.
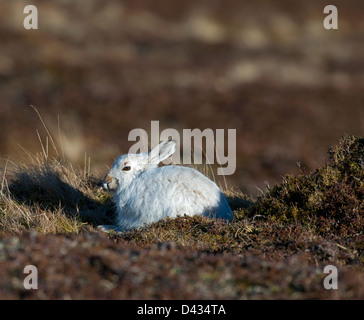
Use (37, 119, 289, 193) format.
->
(122, 166, 131, 171)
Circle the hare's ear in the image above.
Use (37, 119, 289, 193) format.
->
(149, 139, 176, 164)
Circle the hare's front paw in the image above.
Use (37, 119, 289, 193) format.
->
(97, 224, 124, 235)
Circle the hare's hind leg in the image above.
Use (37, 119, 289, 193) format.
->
(97, 224, 124, 235)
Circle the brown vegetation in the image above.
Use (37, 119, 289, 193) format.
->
(0, 0, 363, 300)
(0, 135, 362, 299)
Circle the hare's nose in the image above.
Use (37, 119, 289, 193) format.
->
(103, 175, 113, 190)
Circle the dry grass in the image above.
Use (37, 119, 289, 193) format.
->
(0, 108, 114, 235)
(0, 153, 111, 234)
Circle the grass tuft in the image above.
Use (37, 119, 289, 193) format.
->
(0, 151, 113, 234)
(243, 135, 363, 235)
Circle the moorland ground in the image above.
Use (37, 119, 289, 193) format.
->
(0, 0, 363, 299)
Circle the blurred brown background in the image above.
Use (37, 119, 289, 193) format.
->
(0, 0, 363, 194)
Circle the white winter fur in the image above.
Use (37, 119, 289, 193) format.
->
(100, 139, 233, 232)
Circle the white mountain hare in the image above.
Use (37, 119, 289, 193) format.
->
(99, 139, 233, 233)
